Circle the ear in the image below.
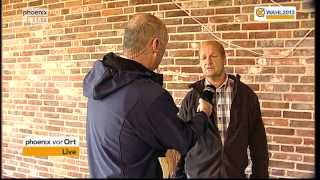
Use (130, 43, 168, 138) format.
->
(151, 38, 160, 52)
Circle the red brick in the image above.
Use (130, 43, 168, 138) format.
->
(183, 17, 208, 24)
(107, 15, 128, 22)
(294, 30, 314, 38)
(82, 39, 101, 46)
(278, 31, 292, 38)
(13, 2, 27, 9)
(304, 138, 314, 145)
(269, 58, 299, 65)
(191, 9, 214, 16)
(292, 85, 314, 92)
(270, 22, 299, 29)
(175, 59, 199, 65)
(267, 127, 294, 135)
(269, 160, 294, 169)
(16, 33, 31, 38)
(291, 103, 313, 110)
(260, 67, 276, 74)
(303, 155, 314, 163)
(34, 50, 50, 55)
(222, 32, 247, 39)
(40, 107, 55, 112)
(22, 111, 35, 116)
(257, 40, 284, 48)
(215, 7, 240, 14)
(277, 67, 305, 74)
(290, 120, 314, 128)
(209, 16, 234, 23)
(69, 75, 83, 81)
(113, 22, 128, 29)
(284, 94, 313, 102)
(234, 67, 248, 74)
(166, 83, 189, 90)
(159, 3, 179, 10)
(135, 5, 158, 12)
(76, 32, 98, 39)
(261, 0, 291, 3)
(234, 0, 260, 5)
(55, 41, 71, 47)
(296, 147, 314, 154)
(177, 26, 201, 33)
(287, 171, 314, 178)
(102, 8, 123, 16)
(227, 58, 255, 65)
(257, 93, 281, 101)
(28, 0, 43, 6)
(241, 6, 254, 13)
(108, 1, 128, 8)
(230, 41, 255, 48)
(217, 24, 240, 31)
(293, 49, 314, 56)
(262, 102, 289, 109)
(242, 23, 268, 30)
(87, 4, 104, 11)
(268, 144, 279, 151)
(170, 50, 194, 57)
(296, 129, 314, 137)
(271, 169, 285, 176)
(280, 145, 294, 152)
(261, 110, 281, 117)
(170, 34, 194, 41)
(261, 84, 289, 92)
(166, 42, 188, 49)
(57, 107, 73, 113)
(65, 121, 83, 128)
(301, 20, 314, 28)
(165, 18, 182, 25)
(129, 0, 151, 5)
(102, 38, 122, 44)
(209, 0, 232, 6)
(181, 67, 202, 74)
(273, 136, 302, 144)
(283, 111, 312, 119)
(272, 153, 302, 161)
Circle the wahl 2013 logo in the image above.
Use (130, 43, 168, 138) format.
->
(255, 8, 265, 17)
(254, 6, 296, 21)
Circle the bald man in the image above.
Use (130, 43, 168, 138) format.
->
(173, 41, 269, 178)
(83, 13, 212, 178)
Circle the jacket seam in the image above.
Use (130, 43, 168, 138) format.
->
(119, 118, 127, 177)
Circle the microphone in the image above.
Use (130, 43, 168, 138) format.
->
(200, 85, 216, 105)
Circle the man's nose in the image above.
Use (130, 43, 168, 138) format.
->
(206, 57, 213, 65)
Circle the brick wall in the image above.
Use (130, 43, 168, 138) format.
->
(1, 0, 315, 178)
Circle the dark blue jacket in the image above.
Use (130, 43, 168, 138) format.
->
(83, 53, 208, 178)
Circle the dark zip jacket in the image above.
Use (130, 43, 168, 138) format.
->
(83, 53, 209, 178)
(173, 75, 269, 178)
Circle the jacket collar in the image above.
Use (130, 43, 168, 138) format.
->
(189, 74, 241, 100)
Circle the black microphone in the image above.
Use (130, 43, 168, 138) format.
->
(200, 85, 216, 105)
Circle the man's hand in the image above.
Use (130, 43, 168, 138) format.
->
(197, 98, 213, 117)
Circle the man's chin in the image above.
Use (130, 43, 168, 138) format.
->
(205, 72, 217, 77)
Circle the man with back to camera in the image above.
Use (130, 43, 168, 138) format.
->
(83, 13, 213, 178)
(172, 41, 269, 178)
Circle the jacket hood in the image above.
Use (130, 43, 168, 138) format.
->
(83, 52, 163, 100)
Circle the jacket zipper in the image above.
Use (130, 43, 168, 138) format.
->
(210, 112, 224, 177)
(217, 117, 224, 177)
